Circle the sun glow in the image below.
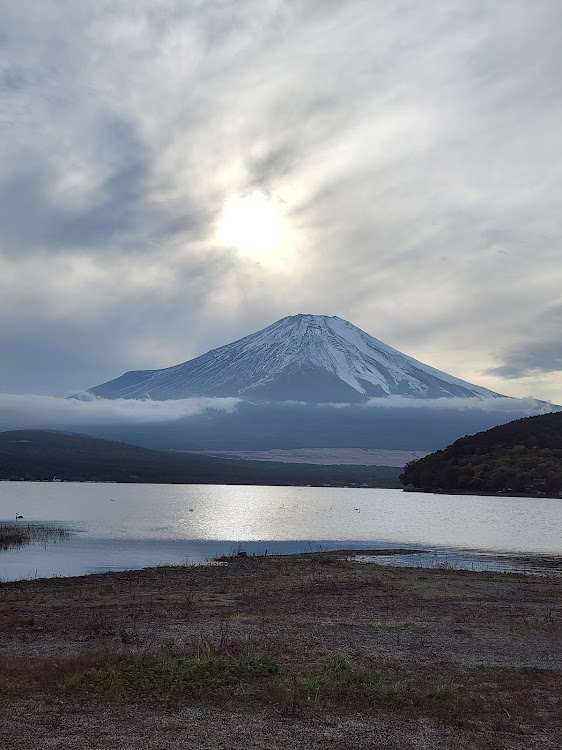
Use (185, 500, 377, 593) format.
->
(219, 193, 283, 253)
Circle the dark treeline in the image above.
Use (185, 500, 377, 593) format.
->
(0, 431, 401, 488)
(400, 412, 562, 496)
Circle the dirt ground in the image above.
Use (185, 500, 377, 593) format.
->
(0, 551, 560, 749)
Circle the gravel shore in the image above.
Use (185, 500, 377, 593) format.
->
(1, 551, 560, 749)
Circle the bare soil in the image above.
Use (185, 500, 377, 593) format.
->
(0, 551, 560, 749)
(195, 447, 429, 466)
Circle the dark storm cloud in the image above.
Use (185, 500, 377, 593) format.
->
(45, 121, 150, 249)
(486, 345, 562, 379)
(485, 307, 562, 379)
(0, 66, 27, 91)
(0, 117, 201, 255)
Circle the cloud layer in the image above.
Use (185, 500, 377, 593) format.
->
(0, 394, 240, 430)
(0, 1, 561, 402)
(0, 392, 555, 435)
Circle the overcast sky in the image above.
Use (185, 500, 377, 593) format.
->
(1, 0, 561, 404)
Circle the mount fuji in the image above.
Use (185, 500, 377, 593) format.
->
(83, 314, 502, 403)
(66, 314, 558, 454)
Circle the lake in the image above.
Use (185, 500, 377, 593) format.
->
(1, 482, 561, 581)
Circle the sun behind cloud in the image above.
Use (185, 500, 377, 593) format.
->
(219, 192, 283, 254)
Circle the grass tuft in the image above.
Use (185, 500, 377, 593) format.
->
(59, 650, 456, 714)
(0, 522, 70, 551)
(61, 649, 280, 704)
(285, 657, 451, 708)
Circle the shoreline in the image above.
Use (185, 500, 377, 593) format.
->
(3, 541, 562, 583)
(1, 551, 560, 748)
(404, 486, 562, 499)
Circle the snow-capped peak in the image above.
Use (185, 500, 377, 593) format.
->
(84, 314, 503, 402)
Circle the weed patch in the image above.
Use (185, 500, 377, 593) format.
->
(0, 523, 70, 551)
(279, 657, 456, 711)
(61, 649, 280, 704)
(59, 650, 456, 715)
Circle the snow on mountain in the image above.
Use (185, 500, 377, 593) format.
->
(82, 314, 503, 402)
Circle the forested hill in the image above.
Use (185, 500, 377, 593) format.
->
(400, 411, 562, 496)
(0, 431, 401, 488)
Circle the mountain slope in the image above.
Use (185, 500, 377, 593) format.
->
(82, 314, 502, 402)
(399, 412, 562, 495)
(0, 430, 402, 487)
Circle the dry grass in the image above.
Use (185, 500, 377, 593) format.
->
(0, 552, 560, 746)
(0, 522, 70, 551)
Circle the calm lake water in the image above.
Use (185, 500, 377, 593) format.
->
(1, 482, 561, 581)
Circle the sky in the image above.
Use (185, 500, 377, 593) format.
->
(1, 0, 561, 406)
